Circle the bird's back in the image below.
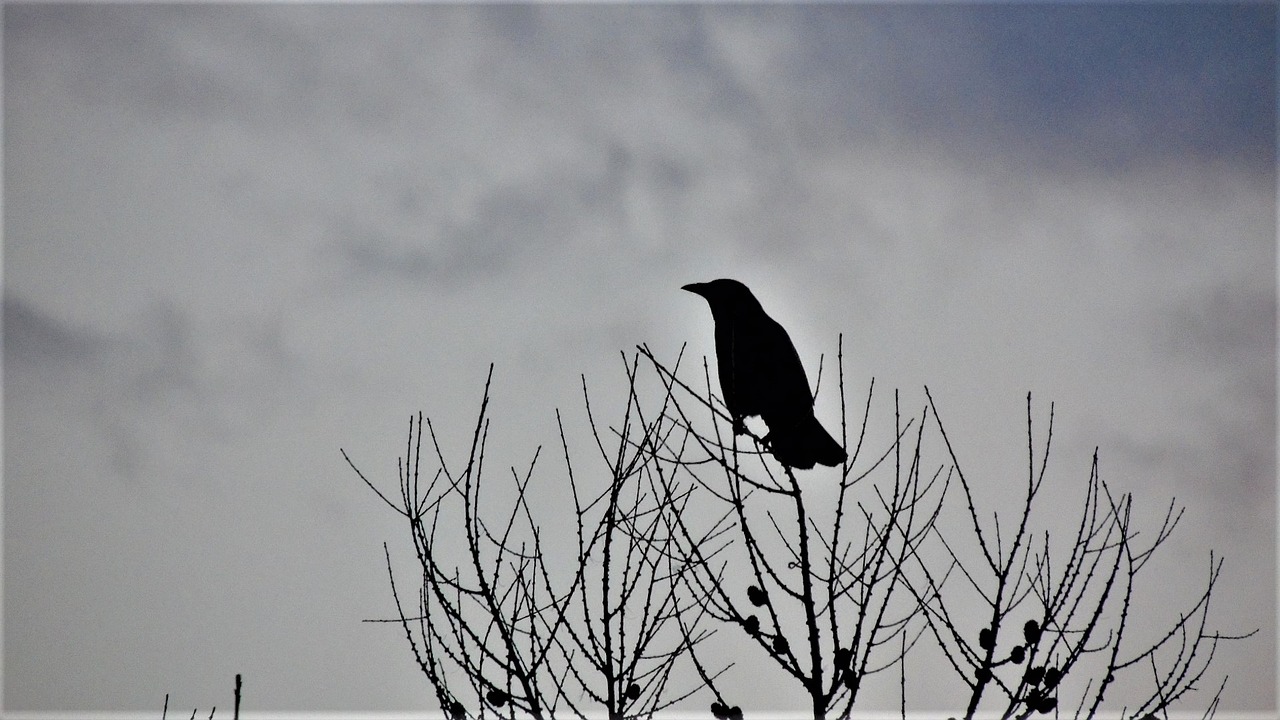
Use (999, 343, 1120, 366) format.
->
(716, 305, 814, 426)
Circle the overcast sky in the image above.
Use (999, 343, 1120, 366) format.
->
(4, 3, 1275, 716)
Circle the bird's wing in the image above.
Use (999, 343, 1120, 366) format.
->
(759, 314, 815, 409)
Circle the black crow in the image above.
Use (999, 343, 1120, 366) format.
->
(683, 279, 846, 470)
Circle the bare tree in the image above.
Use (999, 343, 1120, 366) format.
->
(903, 390, 1256, 719)
(347, 344, 1253, 718)
(160, 674, 242, 720)
(638, 341, 943, 719)
(344, 359, 714, 720)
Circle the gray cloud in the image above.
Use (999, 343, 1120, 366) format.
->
(3, 294, 104, 366)
(6, 292, 299, 482)
(1148, 282, 1277, 506)
(785, 4, 1275, 174)
(1158, 283, 1277, 367)
(11, 3, 1271, 177)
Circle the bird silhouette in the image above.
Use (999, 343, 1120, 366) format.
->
(683, 279, 846, 470)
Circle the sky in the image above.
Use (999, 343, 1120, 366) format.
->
(4, 3, 1276, 716)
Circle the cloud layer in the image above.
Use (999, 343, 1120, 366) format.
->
(6, 4, 1274, 713)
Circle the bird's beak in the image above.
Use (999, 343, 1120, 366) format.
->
(682, 282, 706, 296)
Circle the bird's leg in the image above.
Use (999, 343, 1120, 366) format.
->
(760, 431, 777, 453)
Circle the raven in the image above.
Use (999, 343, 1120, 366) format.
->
(683, 279, 846, 470)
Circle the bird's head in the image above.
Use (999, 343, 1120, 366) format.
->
(686, 274, 752, 299)
(682, 279, 762, 315)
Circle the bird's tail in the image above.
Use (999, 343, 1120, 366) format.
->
(765, 413, 847, 470)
